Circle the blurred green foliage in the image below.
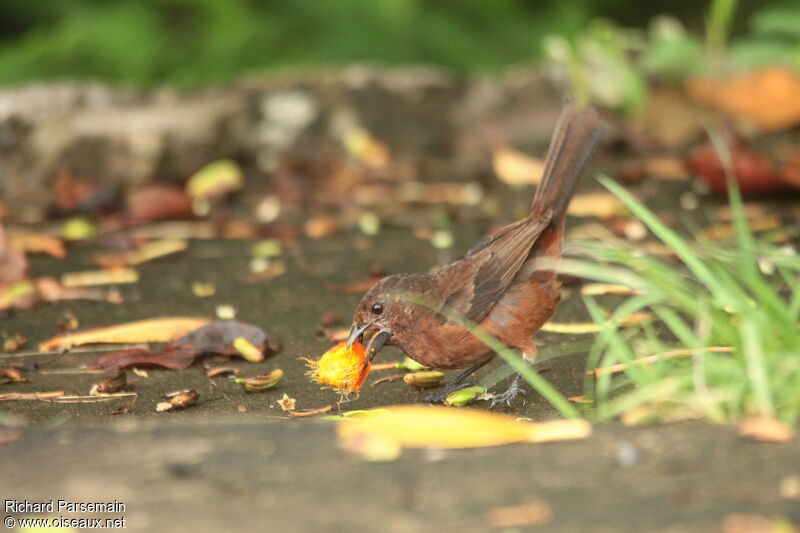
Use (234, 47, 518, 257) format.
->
(0, 0, 793, 87)
(0, 0, 589, 86)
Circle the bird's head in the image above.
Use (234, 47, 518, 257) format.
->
(346, 274, 414, 361)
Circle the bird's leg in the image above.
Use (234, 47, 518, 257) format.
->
(489, 345, 537, 409)
(426, 360, 490, 404)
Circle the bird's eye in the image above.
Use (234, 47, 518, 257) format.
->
(370, 303, 384, 315)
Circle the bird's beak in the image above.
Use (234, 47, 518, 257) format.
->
(346, 323, 370, 349)
(365, 328, 392, 361)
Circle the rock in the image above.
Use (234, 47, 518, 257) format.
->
(0, 84, 249, 222)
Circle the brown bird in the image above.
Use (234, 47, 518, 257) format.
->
(346, 103, 605, 405)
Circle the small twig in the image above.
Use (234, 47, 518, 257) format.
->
(288, 405, 333, 418)
(370, 374, 406, 387)
(51, 392, 138, 403)
(590, 347, 735, 378)
(0, 391, 65, 401)
(0, 344, 148, 359)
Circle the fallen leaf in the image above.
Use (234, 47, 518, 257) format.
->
(492, 145, 545, 186)
(88, 320, 276, 371)
(485, 501, 552, 528)
(738, 417, 794, 443)
(686, 134, 799, 196)
(36, 277, 121, 305)
(93, 239, 188, 268)
(337, 406, 591, 449)
(0, 281, 37, 312)
(2, 334, 27, 353)
(567, 192, 625, 218)
(90, 347, 199, 371)
(700, 216, 782, 240)
(688, 67, 800, 131)
(186, 159, 243, 199)
(61, 268, 139, 287)
(0, 366, 27, 383)
(305, 216, 342, 239)
(7, 230, 66, 258)
(127, 184, 194, 223)
(621, 156, 689, 183)
(39, 317, 211, 351)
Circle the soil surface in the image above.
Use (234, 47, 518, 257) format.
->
(1, 194, 799, 532)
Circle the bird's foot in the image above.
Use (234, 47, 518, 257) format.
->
(425, 380, 477, 405)
(489, 375, 528, 409)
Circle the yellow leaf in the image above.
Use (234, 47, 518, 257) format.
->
(337, 405, 591, 449)
(492, 145, 545, 186)
(39, 317, 211, 351)
(186, 159, 243, 199)
(61, 268, 139, 287)
(567, 191, 624, 218)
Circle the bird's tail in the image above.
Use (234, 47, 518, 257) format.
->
(529, 103, 605, 225)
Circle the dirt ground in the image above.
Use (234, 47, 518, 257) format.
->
(1, 204, 799, 532)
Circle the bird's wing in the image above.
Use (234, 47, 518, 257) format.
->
(436, 217, 550, 323)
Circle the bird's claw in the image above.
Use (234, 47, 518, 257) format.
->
(489, 377, 528, 409)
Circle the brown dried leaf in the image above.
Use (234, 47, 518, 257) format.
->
(2, 334, 27, 353)
(0, 366, 27, 383)
(40, 317, 211, 351)
(492, 145, 545, 186)
(8, 230, 66, 258)
(127, 184, 193, 223)
(88, 320, 274, 371)
(305, 216, 342, 239)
